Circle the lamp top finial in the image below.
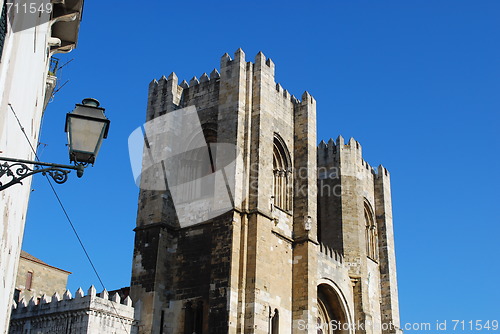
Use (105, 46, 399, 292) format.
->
(81, 98, 100, 108)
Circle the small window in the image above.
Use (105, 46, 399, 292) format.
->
(25, 271, 33, 290)
(13, 289, 20, 302)
(184, 302, 193, 334)
(184, 300, 204, 334)
(271, 308, 279, 334)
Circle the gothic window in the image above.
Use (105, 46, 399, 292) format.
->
(184, 300, 204, 334)
(364, 201, 378, 261)
(273, 136, 292, 211)
(177, 126, 216, 203)
(271, 308, 279, 334)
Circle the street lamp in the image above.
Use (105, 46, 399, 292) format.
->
(0, 98, 110, 191)
(65, 98, 110, 165)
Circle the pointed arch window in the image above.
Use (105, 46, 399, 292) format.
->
(176, 125, 217, 203)
(364, 201, 378, 261)
(273, 136, 292, 211)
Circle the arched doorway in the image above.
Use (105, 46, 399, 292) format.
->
(316, 284, 350, 334)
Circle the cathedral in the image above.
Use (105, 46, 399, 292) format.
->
(130, 49, 401, 334)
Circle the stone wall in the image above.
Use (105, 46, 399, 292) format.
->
(317, 137, 401, 334)
(131, 49, 401, 334)
(15, 251, 70, 302)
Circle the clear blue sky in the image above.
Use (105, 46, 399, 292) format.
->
(23, 0, 499, 330)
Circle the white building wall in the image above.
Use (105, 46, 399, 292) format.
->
(0, 1, 82, 332)
(0, 2, 52, 332)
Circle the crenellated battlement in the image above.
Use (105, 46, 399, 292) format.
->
(147, 49, 313, 119)
(317, 135, 389, 177)
(10, 286, 137, 334)
(11, 285, 133, 312)
(319, 242, 344, 264)
(374, 164, 390, 178)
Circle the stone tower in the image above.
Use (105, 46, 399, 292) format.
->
(130, 49, 401, 334)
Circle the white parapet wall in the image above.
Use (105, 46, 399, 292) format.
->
(9, 286, 137, 334)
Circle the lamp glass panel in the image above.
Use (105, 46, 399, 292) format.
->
(68, 116, 106, 156)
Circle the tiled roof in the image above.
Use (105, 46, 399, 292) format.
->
(20, 250, 48, 266)
(20, 250, 71, 274)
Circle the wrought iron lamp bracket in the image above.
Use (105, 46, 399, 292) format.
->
(0, 157, 85, 191)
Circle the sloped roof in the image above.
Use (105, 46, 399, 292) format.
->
(20, 250, 72, 274)
(20, 250, 48, 265)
